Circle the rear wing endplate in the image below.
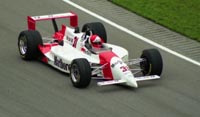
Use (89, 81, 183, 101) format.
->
(27, 12, 78, 30)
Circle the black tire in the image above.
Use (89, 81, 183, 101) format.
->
(140, 49, 163, 76)
(82, 22, 107, 43)
(18, 30, 43, 60)
(70, 59, 91, 88)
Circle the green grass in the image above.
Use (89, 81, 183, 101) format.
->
(110, 0, 200, 42)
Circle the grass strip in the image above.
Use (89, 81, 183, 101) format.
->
(110, 0, 200, 42)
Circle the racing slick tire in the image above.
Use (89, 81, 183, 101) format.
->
(18, 30, 43, 60)
(70, 59, 91, 88)
(140, 49, 163, 76)
(82, 22, 107, 43)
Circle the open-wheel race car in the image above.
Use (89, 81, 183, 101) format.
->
(18, 12, 163, 88)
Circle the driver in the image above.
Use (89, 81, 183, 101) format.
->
(88, 35, 104, 49)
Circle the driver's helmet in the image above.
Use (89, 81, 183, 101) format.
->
(89, 35, 104, 48)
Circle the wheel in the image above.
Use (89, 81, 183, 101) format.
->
(18, 30, 43, 60)
(70, 59, 91, 88)
(140, 49, 163, 76)
(82, 22, 107, 43)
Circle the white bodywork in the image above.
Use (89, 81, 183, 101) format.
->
(27, 12, 160, 88)
(42, 26, 160, 88)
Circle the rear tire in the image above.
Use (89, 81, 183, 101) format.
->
(82, 22, 107, 43)
(140, 49, 163, 76)
(18, 30, 43, 60)
(70, 59, 91, 88)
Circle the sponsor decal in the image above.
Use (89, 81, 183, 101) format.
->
(66, 36, 79, 48)
(72, 36, 78, 48)
(85, 50, 91, 55)
(111, 60, 123, 68)
(33, 16, 40, 20)
(81, 47, 91, 55)
(54, 56, 69, 71)
(120, 66, 129, 72)
(66, 36, 74, 43)
(81, 34, 90, 42)
(48, 15, 53, 18)
(81, 34, 86, 41)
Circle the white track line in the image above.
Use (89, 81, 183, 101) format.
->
(63, 0, 200, 66)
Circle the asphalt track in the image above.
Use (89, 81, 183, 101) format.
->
(0, 0, 200, 117)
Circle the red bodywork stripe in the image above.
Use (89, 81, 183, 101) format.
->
(38, 43, 58, 63)
(38, 43, 58, 54)
(99, 51, 117, 80)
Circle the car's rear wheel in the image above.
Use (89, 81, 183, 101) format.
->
(70, 59, 91, 88)
(140, 49, 163, 76)
(18, 30, 43, 60)
(82, 22, 107, 43)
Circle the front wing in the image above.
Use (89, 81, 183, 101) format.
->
(97, 75, 160, 87)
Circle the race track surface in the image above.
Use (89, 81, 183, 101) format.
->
(0, 0, 200, 117)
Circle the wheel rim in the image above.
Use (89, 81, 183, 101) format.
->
(71, 64, 80, 83)
(19, 36, 27, 55)
(140, 58, 149, 75)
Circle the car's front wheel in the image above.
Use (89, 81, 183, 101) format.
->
(140, 49, 163, 76)
(70, 59, 91, 88)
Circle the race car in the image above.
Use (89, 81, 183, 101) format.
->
(18, 12, 163, 88)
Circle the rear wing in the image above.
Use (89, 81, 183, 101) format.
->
(27, 12, 78, 30)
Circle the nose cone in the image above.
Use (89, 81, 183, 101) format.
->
(110, 57, 138, 88)
(129, 80, 138, 88)
(125, 75, 138, 88)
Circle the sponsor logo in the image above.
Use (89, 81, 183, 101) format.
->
(54, 56, 69, 71)
(81, 34, 90, 42)
(85, 50, 91, 55)
(48, 15, 53, 18)
(81, 34, 86, 41)
(111, 60, 123, 68)
(66, 36, 74, 43)
(66, 36, 79, 48)
(33, 16, 40, 20)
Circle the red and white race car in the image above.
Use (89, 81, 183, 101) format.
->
(18, 12, 163, 88)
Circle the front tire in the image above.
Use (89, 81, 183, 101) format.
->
(70, 59, 91, 88)
(18, 30, 43, 60)
(140, 49, 163, 76)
